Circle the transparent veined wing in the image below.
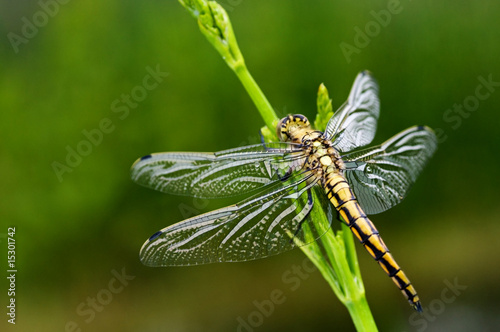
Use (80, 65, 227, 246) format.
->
(139, 171, 331, 266)
(342, 126, 437, 215)
(323, 71, 380, 152)
(131, 143, 307, 199)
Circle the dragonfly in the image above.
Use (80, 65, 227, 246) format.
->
(131, 71, 436, 311)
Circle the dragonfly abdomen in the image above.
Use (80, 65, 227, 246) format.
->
(324, 173, 422, 312)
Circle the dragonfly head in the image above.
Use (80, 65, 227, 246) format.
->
(277, 114, 312, 142)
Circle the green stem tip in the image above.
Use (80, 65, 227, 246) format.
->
(178, 0, 278, 134)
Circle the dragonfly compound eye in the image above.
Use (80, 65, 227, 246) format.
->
(276, 114, 311, 142)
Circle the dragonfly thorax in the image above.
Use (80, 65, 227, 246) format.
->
(303, 134, 344, 177)
(277, 114, 344, 175)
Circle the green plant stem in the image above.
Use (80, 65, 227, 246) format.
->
(331, 225, 377, 331)
(305, 191, 378, 332)
(233, 64, 278, 134)
(346, 294, 378, 332)
(177, 0, 278, 134)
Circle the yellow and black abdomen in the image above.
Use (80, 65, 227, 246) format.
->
(324, 173, 422, 312)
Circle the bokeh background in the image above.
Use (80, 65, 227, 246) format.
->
(1, 0, 499, 331)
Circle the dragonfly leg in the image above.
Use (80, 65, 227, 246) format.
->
(277, 167, 294, 182)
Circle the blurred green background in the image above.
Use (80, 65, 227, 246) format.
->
(1, 0, 499, 331)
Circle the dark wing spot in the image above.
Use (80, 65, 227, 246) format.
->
(148, 231, 163, 241)
(140, 154, 152, 161)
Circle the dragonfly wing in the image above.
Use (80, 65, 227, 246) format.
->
(323, 71, 380, 152)
(342, 126, 437, 214)
(140, 171, 329, 266)
(131, 143, 306, 199)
